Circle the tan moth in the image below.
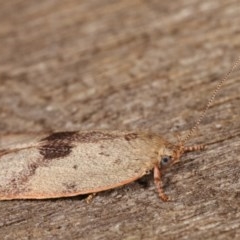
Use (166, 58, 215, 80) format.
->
(0, 58, 239, 201)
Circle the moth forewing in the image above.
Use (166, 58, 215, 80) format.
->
(0, 131, 169, 200)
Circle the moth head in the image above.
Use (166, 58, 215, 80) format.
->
(157, 139, 197, 169)
(157, 146, 176, 169)
(162, 136, 205, 169)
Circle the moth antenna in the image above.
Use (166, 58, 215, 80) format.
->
(182, 56, 240, 144)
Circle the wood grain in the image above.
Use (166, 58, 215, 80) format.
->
(0, 0, 239, 239)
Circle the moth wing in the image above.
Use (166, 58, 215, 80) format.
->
(0, 133, 48, 151)
(0, 131, 161, 199)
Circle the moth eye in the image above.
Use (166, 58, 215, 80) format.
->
(160, 155, 172, 167)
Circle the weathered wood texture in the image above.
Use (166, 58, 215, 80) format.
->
(0, 0, 240, 239)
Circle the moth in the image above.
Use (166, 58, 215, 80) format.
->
(0, 58, 239, 201)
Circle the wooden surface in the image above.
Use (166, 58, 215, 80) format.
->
(0, 0, 240, 239)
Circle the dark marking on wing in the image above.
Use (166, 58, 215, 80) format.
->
(16, 163, 39, 187)
(41, 131, 78, 142)
(38, 130, 140, 161)
(63, 182, 77, 193)
(98, 152, 110, 157)
(73, 165, 78, 170)
(74, 131, 120, 143)
(125, 133, 138, 141)
(2, 161, 41, 196)
(113, 159, 121, 165)
(40, 131, 76, 160)
(28, 163, 38, 175)
(41, 131, 121, 146)
(40, 143, 73, 160)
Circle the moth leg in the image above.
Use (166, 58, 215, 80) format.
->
(153, 165, 168, 202)
(86, 193, 97, 204)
